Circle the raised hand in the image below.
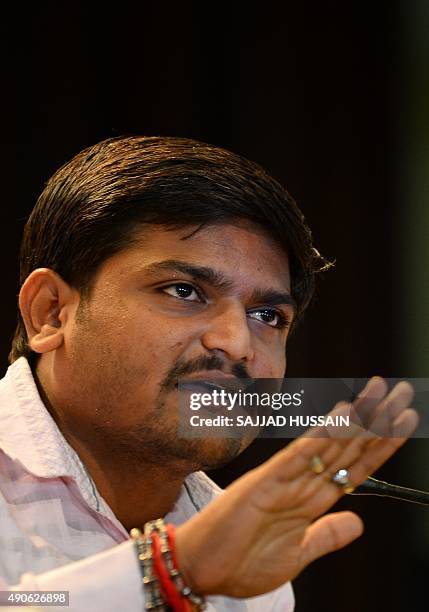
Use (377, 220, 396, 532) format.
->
(175, 377, 418, 598)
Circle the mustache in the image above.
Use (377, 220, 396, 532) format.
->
(160, 355, 250, 390)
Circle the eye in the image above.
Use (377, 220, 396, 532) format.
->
(162, 282, 203, 302)
(248, 308, 290, 329)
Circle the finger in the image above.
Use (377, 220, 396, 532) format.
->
(300, 511, 364, 568)
(267, 415, 362, 484)
(304, 401, 362, 439)
(347, 408, 419, 485)
(265, 435, 344, 482)
(309, 403, 374, 469)
(351, 376, 388, 429)
(390, 407, 419, 437)
(298, 416, 377, 483)
(319, 434, 373, 482)
(367, 381, 415, 436)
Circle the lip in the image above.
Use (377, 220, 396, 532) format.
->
(179, 381, 225, 395)
(181, 370, 237, 381)
(178, 371, 252, 393)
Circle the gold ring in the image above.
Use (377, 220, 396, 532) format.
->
(310, 455, 325, 474)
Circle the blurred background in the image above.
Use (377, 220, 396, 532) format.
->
(2, 2, 429, 610)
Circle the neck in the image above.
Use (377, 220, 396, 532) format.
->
(64, 436, 189, 529)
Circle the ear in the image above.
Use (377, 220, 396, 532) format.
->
(19, 268, 78, 354)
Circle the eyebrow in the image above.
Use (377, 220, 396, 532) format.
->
(141, 259, 296, 312)
(247, 288, 296, 313)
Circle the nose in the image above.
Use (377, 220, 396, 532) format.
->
(200, 299, 255, 363)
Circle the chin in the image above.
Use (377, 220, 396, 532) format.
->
(89, 415, 254, 473)
(144, 435, 244, 472)
(185, 435, 255, 471)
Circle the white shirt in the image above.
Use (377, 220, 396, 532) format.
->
(0, 358, 294, 611)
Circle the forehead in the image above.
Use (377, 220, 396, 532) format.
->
(100, 221, 291, 291)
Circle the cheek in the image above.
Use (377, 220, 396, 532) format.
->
(265, 361, 286, 378)
(122, 318, 190, 375)
(254, 343, 287, 378)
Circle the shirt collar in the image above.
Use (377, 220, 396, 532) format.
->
(0, 357, 104, 509)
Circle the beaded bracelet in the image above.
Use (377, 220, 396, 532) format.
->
(131, 519, 206, 612)
(130, 527, 167, 611)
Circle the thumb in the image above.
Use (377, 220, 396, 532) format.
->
(301, 511, 364, 567)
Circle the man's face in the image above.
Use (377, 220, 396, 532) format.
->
(52, 221, 294, 472)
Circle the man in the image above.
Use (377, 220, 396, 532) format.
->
(0, 136, 417, 611)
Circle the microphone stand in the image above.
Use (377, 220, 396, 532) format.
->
(350, 477, 429, 506)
